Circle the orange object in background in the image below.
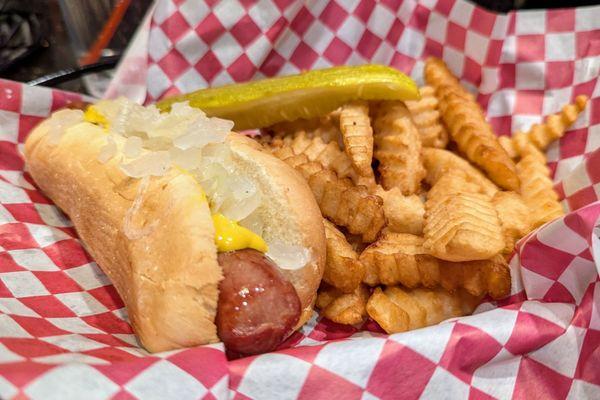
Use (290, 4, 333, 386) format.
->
(79, 0, 131, 66)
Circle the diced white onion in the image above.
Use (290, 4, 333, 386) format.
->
(194, 150, 261, 221)
(173, 126, 228, 150)
(143, 136, 172, 151)
(46, 109, 84, 143)
(110, 99, 133, 137)
(123, 136, 143, 158)
(99, 98, 234, 181)
(239, 212, 264, 236)
(169, 147, 203, 170)
(120, 151, 170, 178)
(221, 185, 261, 221)
(195, 162, 229, 193)
(94, 98, 263, 227)
(266, 241, 311, 270)
(98, 135, 117, 163)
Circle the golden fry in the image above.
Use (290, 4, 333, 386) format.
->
(365, 288, 409, 333)
(273, 149, 385, 242)
(317, 284, 370, 325)
(366, 286, 480, 334)
(359, 230, 511, 299)
(345, 233, 368, 254)
(359, 231, 439, 287)
(440, 90, 519, 191)
(492, 191, 533, 253)
(422, 148, 499, 197)
(339, 101, 375, 177)
(267, 113, 341, 144)
(439, 255, 511, 300)
(516, 143, 564, 228)
(292, 132, 361, 183)
(497, 96, 588, 159)
(405, 86, 449, 148)
(499, 131, 539, 160)
(427, 169, 489, 200)
(316, 284, 338, 309)
(425, 57, 519, 191)
(373, 101, 426, 195)
(498, 135, 518, 159)
(323, 219, 366, 293)
(424, 57, 474, 101)
(375, 186, 424, 235)
(528, 95, 588, 150)
(424, 173, 505, 261)
(271, 132, 375, 188)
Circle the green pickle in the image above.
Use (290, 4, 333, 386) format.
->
(157, 64, 420, 130)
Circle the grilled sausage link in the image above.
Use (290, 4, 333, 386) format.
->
(216, 249, 301, 355)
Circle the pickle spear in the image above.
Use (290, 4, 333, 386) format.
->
(157, 64, 419, 130)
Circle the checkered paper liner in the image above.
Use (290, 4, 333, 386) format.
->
(1, 0, 600, 398)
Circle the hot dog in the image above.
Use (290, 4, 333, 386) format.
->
(217, 249, 301, 355)
(24, 99, 326, 354)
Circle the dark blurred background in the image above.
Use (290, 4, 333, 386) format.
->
(0, 0, 152, 95)
(0, 0, 597, 95)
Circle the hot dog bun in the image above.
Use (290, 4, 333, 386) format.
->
(225, 134, 325, 325)
(24, 105, 326, 352)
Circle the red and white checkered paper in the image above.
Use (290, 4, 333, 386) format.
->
(1, 0, 600, 398)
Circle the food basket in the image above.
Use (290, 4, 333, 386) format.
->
(0, 0, 599, 398)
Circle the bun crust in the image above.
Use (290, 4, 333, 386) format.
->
(25, 121, 222, 352)
(24, 113, 325, 351)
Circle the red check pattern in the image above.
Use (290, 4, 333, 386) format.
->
(3, 0, 600, 398)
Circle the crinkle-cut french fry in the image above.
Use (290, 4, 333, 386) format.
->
(359, 231, 510, 298)
(291, 132, 362, 184)
(516, 143, 564, 228)
(439, 255, 511, 300)
(424, 173, 505, 261)
(345, 233, 368, 254)
(272, 148, 385, 242)
(265, 132, 375, 188)
(267, 113, 341, 144)
(424, 57, 474, 101)
(317, 284, 370, 325)
(360, 231, 440, 288)
(365, 288, 409, 333)
(498, 135, 518, 159)
(492, 191, 533, 254)
(498, 131, 538, 160)
(427, 169, 490, 200)
(528, 95, 588, 150)
(339, 101, 375, 178)
(424, 58, 519, 191)
(497, 96, 589, 160)
(424, 191, 505, 261)
(373, 101, 426, 195)
(439, 89, 520, 191)
(323, 219, 366, 293)
(366, 286, 480, 334)
(374, 186, 425, 235)
(499, 131, 540, 160)
(422, 148, 499, 197)
(404, 86, 449, 148)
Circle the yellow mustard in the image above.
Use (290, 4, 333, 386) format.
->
(181, 169, 266, 253)
(212, 213, 267, 253)
(83, 105, 108, 128)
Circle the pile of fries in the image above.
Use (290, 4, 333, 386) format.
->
(257, 57, 588, 334)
